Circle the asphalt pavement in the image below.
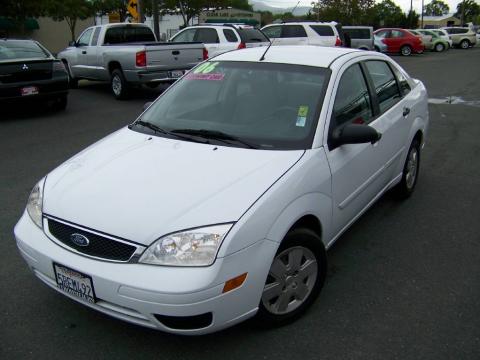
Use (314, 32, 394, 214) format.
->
(1, 48, 479, 360)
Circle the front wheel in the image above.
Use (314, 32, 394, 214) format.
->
(110, 69, 129, 100)
(256, 228, 326, 327)
(400, 45, 412, 56)
(394, 138, 421, 199)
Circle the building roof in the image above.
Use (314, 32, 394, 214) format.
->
(214, 45, 361, 68)
(422, 13, 459, 22)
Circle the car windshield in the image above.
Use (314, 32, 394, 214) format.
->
(136, 61, 329, 150)
(0, 40, 50, 60)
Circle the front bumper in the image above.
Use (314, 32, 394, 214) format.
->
(14, 211, 277, 335)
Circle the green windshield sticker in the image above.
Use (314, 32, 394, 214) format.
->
(193, 62, 219, 74)
(298, 105, 309, 117)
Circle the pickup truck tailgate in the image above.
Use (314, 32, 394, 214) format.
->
(146, 43, 204, 71)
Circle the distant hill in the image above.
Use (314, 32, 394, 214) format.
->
(250, 1, 312, 16)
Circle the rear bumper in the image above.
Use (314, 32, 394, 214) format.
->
(14, 211, 277, 335)
(0, 77, 68, 101)
(124, 68, 193, 84)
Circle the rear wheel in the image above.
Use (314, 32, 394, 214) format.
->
(460, 39, 470, 49)
(256, 228, 326, 327)
(400, 45, 412, 56)
(434, 43, 445, 52)
(394, 138, 421, 199)
(110, 69, 129, 100)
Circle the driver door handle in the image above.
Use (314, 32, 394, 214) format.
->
(82, 50, 87, 54)
(403, 107, 411, 117)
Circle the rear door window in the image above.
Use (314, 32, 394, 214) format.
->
(390, 30, 404, 38)
(282, 25, 307, 38)
(365, 61, 402, 113)
(310, 25, 334, 36)
(91, 27, 101, 46)
(195, 28, 219, 43)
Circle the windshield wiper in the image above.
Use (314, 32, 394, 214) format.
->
(171, 129, 258, 149)
(131, 120, 208, 144)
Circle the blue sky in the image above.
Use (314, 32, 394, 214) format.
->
(256, 0, 463, 13)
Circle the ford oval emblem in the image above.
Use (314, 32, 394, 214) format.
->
(70, 233, 90, 247)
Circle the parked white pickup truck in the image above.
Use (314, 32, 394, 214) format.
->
(58, 23, 207, 99)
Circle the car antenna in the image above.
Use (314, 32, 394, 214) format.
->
(259, 38, 275, 61)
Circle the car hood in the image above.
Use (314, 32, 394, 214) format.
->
(43, 128, 304, 246)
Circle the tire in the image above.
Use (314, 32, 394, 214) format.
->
(394, 138, 421, 199)
(63, 61, 78, 89)
(400, 45, 412, 56)
(434, 43, 445, 52)
(110, 68, 129, 100)
(256, 228, 327, 327)
(374, 45, 380, 52)
(460, 39, 470, 49)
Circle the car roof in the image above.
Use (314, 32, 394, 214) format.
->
(263, 22, 337, 27)
(213, 45, 360, 68)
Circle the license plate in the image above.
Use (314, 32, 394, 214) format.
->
(53, 263, 96, 303)
(21, 86, 39, 96)
(170, 70, 184, 79)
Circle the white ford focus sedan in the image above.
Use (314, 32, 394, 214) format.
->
(15, 46, 428, 335)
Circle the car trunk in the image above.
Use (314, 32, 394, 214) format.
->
(0, 59, 53, 84)
(143, 43, 204, 71)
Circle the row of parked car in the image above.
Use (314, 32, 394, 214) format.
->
(0, 21, 478, 107)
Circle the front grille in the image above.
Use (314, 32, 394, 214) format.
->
(47, 219, 137, 261)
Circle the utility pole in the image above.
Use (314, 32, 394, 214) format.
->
(409, 0, 413, 28)
(152, 0, 160, 40)
(461, 0, 466, 26)
(421, 0, 424, 29)
(317, 0, 320, 21)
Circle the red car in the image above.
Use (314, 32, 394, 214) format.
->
(374, 28, 424, 56)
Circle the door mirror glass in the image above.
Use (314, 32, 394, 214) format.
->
(331, 124, 381, 147)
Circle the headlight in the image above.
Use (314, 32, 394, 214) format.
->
(139, 224, 233, 266)
(27, 179, 44, 228)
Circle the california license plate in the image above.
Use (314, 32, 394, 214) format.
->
(170, 70, 184, 78)
(53, 263, 96, 303)
(21, 86, 39, 96)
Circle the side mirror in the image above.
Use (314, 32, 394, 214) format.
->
(331, 123, 382, 148)
(143, 102, 152, 111)
(68, 40, 77, 47)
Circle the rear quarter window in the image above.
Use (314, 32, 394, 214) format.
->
(310, 25, 334, 36)
(238, 28, 269, 43)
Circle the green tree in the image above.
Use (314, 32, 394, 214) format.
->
(424, 0, 450, 16)
(47, 0, 94, 40)
(0, 0, 47, 33)
(371, 0, 404, 27)
(310, 0, 375, 25)
(455, 0, 480, 24)
(92, 0, 130, 22)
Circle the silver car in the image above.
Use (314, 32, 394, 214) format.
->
(343, 26, 374, 50)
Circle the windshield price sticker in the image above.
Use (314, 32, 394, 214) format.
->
(193, 62, 220, 74)
(185, 73, 225, 81)
(296, 105, 309, 127)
